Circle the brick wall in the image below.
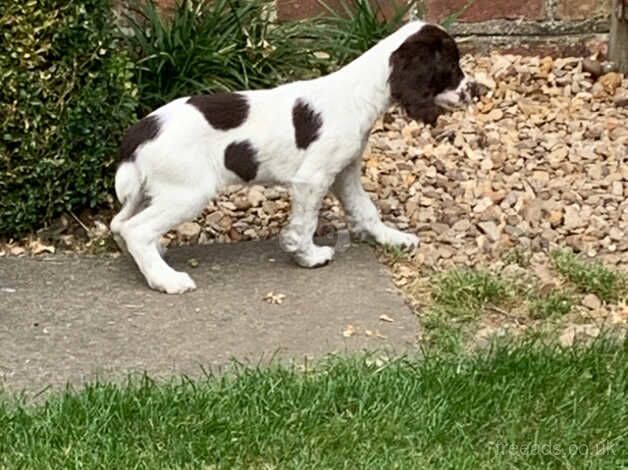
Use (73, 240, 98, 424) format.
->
(279, 0, 611, 56)
(420, 0, 611, 55)
(153, 0, 612, 56)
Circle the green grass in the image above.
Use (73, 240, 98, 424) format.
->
(311, 0, 416, 66)
(378, 242, 409, 261)
(431, 268, 512, 319)
(503, 247, 532, 268)
(529, 290, 574, 319)
(1, 341, 626, 468)
(551, 250, 627, 302)
(420, 269, 515, 350)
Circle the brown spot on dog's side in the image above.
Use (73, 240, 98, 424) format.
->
(187, 93, 249, 130)
(224, 140, 258, 182)
(292, 99, 322, 149)
(119, 115, 161, 161)
(389, 25, 464, 125)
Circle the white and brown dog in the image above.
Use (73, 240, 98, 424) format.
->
(111, 21, 479, 294)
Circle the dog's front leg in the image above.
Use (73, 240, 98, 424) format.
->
(280, 173, 335, 268)
(333, 159, 419, 250)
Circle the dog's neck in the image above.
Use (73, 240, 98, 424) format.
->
(318, 21, 425, 134)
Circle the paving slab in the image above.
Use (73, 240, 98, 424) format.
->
(0, 239, 417, 394)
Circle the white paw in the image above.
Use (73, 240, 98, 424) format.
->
(375, 227, 420, 251)
(150, 271, 197, 294)
(295, 245, 335, 268)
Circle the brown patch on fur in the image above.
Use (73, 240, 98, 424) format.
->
(389, 25, 464, 125)
(187, 93, 249, 130)
(119, 115, 161, 161)
(224, 140, 258, 182)
(292, 99, 323, 149)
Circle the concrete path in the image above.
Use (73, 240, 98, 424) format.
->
(0, 239, 417, 394)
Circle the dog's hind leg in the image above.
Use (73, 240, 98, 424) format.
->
(332, 159, 419, 250)
(110, 162, 146, 254)
(110, 194, 152, 254)
(117, 189, 211, 294)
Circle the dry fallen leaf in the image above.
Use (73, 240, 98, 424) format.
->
(342, 324, 356, 337)
(263, 292, 286, 305)
(379, 314, 395, 323)
(9, 246, 26, 256)
(29, 240, 55, 255)
(365, 329, 387, 339)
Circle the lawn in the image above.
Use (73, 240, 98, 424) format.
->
(1, 340, 626, 469)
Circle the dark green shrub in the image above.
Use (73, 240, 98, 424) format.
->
(310, 0, 478, 66)
(310, 0, 417, 66)
(125, 0, 330, 114)
(0, 0, 138, 235)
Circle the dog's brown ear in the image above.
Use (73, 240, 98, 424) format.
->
(388, 25, 462, 125)
(389, 33, 440, 124)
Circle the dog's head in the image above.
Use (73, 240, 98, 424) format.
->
(389, 24, 479, 125)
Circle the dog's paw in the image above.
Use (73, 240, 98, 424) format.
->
(376, 227, 420, 251)
(295, 245, 335, 268)
(150, 271, 197, 294)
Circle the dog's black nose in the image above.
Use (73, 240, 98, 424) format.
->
(467, 81, 488, 99)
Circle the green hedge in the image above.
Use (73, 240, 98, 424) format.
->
(0, 0, 138, 235)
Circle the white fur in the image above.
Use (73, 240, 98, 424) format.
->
(434, 77, 473, 110)
(110, 20, 471, 294)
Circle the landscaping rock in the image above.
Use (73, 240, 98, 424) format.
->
(478, 221, 501, 242)
(176, 222, 201, 240)
(2, 53, 627, 274)
(582, 294, 602, 310)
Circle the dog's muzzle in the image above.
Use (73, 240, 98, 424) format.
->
(435, 78, 487, 110)
(459, 80, 487, 104)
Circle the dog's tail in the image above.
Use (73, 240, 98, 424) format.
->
(110, 162, 143, 236)
(114, 161, 142, 206)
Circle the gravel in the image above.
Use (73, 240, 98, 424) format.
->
(163, 54, 628, 273)
(2, 53, 627, 272)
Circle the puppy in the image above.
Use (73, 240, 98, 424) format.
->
(111, 21, 478, 294)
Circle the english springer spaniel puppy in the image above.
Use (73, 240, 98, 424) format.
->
(111, 21, 479, 294)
